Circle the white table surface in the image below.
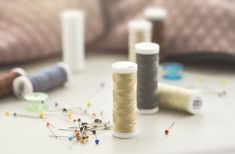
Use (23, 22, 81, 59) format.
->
(0, 53, 235, 154)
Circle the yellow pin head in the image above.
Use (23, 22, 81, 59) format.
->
(4, 111, 10, 116)
(39, 112, 44, 119)
(86, 101, 92, 108)
(67, 112, 72, 119)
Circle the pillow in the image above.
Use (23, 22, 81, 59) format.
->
(0, 0, 235, 64)
(95, 0, 235, 63)
(0, 0, 104, 65)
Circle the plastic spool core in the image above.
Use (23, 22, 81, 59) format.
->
(112, 61, 137, 139)
(144, 7, 167, 20)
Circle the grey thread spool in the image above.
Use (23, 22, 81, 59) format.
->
(144, 7, 167, 61)
(135, 42, 160, 114)
(13, 63, 69, 98)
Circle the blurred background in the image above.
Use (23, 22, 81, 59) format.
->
(0, 0, 234, 66)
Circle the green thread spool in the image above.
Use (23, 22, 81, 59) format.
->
(24, 92, 49, 113)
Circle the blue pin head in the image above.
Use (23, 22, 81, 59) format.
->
(68, 136, 73, 141)
(95, 139, 99, 145)
(13, 112, 17, 117)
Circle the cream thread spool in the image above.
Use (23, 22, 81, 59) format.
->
(128, 20, 152, 62)
(61, 10, 85, 73)
(112, 61, 137, 138)
(157, 83, 204, 114)
(144, 7, 167, 61)
(136, 42, 160, 114)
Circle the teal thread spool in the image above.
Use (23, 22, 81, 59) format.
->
(162, 63, 183, 80)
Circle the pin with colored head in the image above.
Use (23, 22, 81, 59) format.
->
(164, 121, 175, 135)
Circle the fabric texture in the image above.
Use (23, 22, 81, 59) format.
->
(0, 0, 235, 64)
(0, 0, 103, 64)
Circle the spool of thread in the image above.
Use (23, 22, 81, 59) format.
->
(61, 10, 85, 73)
(144, 7, 167, 61)
(0, 68, 26, 98)
(128, 19, 152, 62)
(157, 83, 204, 114)
(13, 63, 69, 98)
(162, 63, 183, 80)
(135, 42, 159, 114)
(112, 61, 137, 138)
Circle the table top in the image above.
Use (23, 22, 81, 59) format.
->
(0, 53, 235, 154)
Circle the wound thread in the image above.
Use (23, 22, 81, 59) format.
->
(0, 68, 26, 98)
(128, 20, 152, 62)
(157, 83, 204, 114)
(136, 42, 160, 114)
(112, 61, 137, 139)
(13, 63, 69, 98)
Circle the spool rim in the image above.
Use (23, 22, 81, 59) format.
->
(128, 19, 152, 31)
(61, 10, 85, 19)
(112, 131, 137, 139)
(12, 68, 26, 76)
(135, 42, 159, 55)
(13, 76, 33, 98)
(137, 107, 159, 114)
(188, 90, 204, 114)
(144, 7, 167, 20)
(112, 61, 137, 74)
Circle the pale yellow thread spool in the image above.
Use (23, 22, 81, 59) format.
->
(157, 83, 204, 114)
(128, 20, 152, 62)
(112, 61, 137, 138)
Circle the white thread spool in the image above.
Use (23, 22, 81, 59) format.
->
(157, 83, 204, 114)
(112, 61, 137, 139)
(61, 10, 85, 73)
(128, 20, 152, 62)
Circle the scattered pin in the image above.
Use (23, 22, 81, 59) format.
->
(5, 112, 46, 119)
(4, 103, 109, 145)
(203, 85, 227, 97)
(164, 121, 175, 135)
